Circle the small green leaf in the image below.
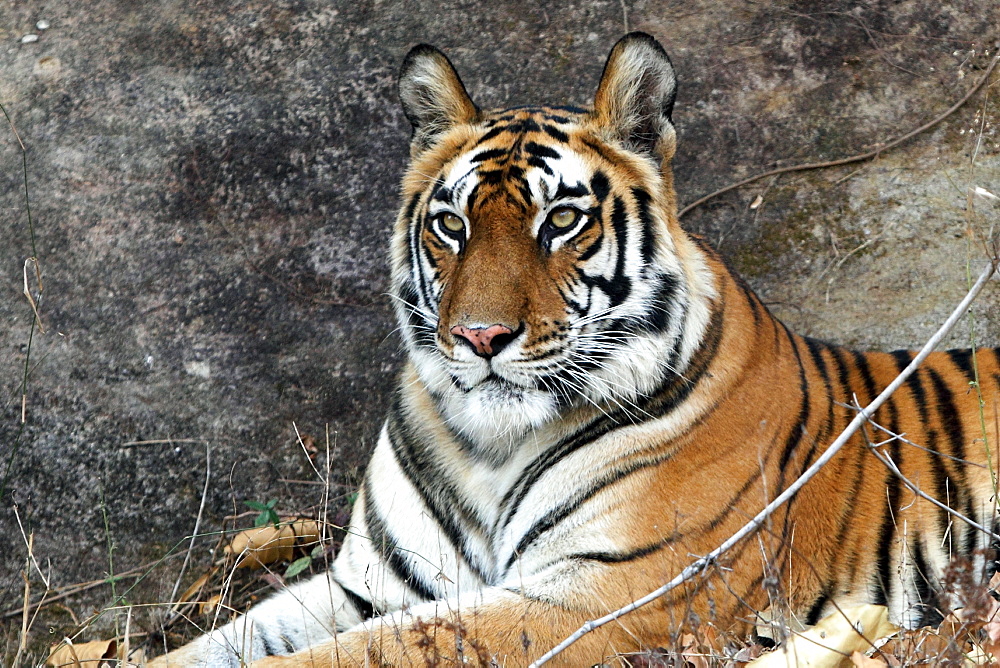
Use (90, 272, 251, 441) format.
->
(346, 492, 358, 506)
(310, 544, 325, 559)
(284, 556, 313, 578)
(246, 499, 281, 527)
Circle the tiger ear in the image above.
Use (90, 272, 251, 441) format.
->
(592, 33, 678, 160)
(398, 44, 479, 156)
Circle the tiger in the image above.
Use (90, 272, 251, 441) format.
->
(150, 32, 1000, 667)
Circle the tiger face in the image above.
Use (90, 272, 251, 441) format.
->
(390, 36, 715, 454)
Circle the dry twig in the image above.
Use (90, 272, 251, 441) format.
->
(678, 51, 1000, 219)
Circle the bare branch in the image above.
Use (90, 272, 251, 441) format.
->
(678, 51, 1000, 218)
(530, 255, 999, 666)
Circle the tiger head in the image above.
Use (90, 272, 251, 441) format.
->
(391, 33, 716, 454)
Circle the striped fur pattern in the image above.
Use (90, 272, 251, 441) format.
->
(151, 33, 1000, 667)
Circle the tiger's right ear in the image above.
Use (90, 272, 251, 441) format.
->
(398, 45, 479, 156)
(592, 33, 677, 160)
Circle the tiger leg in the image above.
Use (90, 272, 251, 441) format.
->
(249, 589, 650, 667)
(147, 571, 363, 667)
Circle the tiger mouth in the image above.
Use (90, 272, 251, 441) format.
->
(461, 372, 527, 397)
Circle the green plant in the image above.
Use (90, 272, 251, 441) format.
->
(245, 499, 280, 528)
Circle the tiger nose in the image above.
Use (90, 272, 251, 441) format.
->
(450, 324, 516, 358)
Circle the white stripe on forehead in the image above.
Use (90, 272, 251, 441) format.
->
(528, 146, 590, 205)
(443, 151, 480, 206)
(434, 144, 592, 212)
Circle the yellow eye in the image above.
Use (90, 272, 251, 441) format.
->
(440, 213, 465, 233)
(549, 207, 578, 229)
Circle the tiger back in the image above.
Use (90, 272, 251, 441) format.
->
(150, 33, 1000, 667)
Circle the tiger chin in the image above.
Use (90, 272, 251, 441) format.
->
(149, 33, 1000, 667)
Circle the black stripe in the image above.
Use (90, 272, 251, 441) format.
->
(526, 156, 553, 175)
(471, 147, 507, 163)
(341, 584, 378, 622)
(890, 352, 949, 535)
(475, 125, 507, 145)
(570, 540, 669, 564)
(926, 367, 967, 482)
(805, 593, 829, 626)
(964, 497, 979, 558)
(871, 352, 903, 608)
(776, 328, 811, 473)
(911, 539, 942, 627)
(554, 180, 588, 200)
(261, 633, 280, 656)
(576, 227, 603, 262)
(580, 137, 615, 163)
(606, 195, 631, 306)
(637, 274, 679, 333)
(524, 141, 560, 160)
(431, 183, 453, 203)
(403, 191, 421, 224)
(364, 479, 439, 602)
(631, 187, 656, 269)
(705, 466, 764, 531)
(542, 113, 571, 123)
(506, 454, 674, 569)
(947, 348, 976, 383)
(890, 350, 927, 414)
(851, 350, 878, 400)
(590, 171, 610, 202)
(828, 346, 869, 584)
(397, 282, 435, 348)
(803, 338, 835, 463)
(542, 124, 569, 142)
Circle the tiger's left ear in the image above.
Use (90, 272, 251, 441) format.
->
(592, 33, 678, 161)
(398, 44, 479, 157)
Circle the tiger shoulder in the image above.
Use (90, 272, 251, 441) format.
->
(149, 32, 1000, 667)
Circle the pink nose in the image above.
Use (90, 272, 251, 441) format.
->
(450, 324, 514, 357)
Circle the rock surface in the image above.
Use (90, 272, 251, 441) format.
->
(0, 0, 998, 657)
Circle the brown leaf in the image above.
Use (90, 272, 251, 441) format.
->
(177, 570, 213, 605)
(300, 433, 318, 459)
(198, 593, 222, 616)
(47, 639, 117, 667)
(680, 633, 710, 668)
(223, 518, 320, 569)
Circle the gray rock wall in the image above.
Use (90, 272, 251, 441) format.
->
(1, 0, 998, 655)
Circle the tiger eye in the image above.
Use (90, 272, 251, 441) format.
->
(441, 213, 464, 233)
(550, 208, 578, 229)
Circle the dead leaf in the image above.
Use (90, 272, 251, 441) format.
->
(733, 643, 765, 665)
(680, 632, 710, 668)
(748, 605, 898, 668)
(849, 650, 887, 667)
(224, 518, 320, 569)
(750, 194, 764, 209)
(47, 639, 116, 667)
(177, 570, 213, 606)
(198, 593, 222, 616)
